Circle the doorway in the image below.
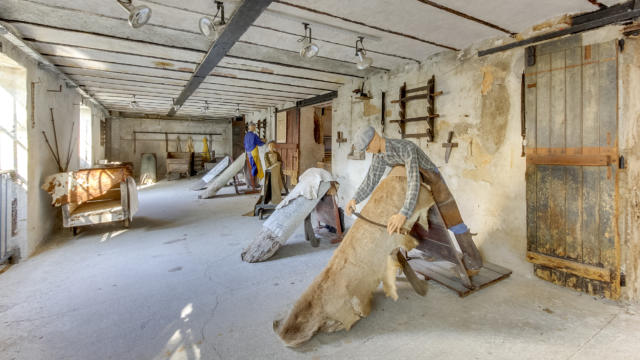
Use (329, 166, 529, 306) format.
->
(524, 36, 620, 299)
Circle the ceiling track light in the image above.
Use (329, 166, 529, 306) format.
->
(355, 36, 373, 70)
(199, 1, 226, 39)
(298, 23, 319, 59)
(129, 94, 139, 109)
(117, 0, 152, 28)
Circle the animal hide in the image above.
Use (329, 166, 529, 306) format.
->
(42, 166, 131, 207)
(274, 168, 434, 346)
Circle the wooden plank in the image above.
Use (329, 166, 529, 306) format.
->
(598, 41, 618, 150)
(534, 264, 552, 282)
(549, 166, 566, 257)
(551, 269, 567, 286)
(527, 251, 610, 282)
(526, 154, 612, 166)
(598, 41, 619, 298)
(536, 166, 552, 254)
(549, 50, 566, 153)
(535, 54, 551, 154)
(403, 133, 431, 139)
(482, 262, 512, 275)
(582, 43, 599, 149)
(526, 164, 537, 252)
(582, 167, 600, 266)
(565, 46, 583, 151)
(389, 115, 439, 123)
(536, 34, 583, 56)
(565, 166, 583, 261)
(599, 166, 616, 267)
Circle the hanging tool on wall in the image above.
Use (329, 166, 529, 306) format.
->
(442, 131, 458, 163)
(520, 73, 527, 157)
(63, 121, 75, 172)
(41, 108, 63, 172)
(30, 80, 40, 129)
(353, 81, 371, 100)
(381, 91, 386, 132)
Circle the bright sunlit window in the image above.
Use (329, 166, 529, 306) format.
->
(79, 105, 92, 168)
(0, 53, 28, 182)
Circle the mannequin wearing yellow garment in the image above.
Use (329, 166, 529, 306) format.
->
(264, 141, 284, 204)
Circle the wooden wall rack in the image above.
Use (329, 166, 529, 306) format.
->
(390, 75, 441, 142)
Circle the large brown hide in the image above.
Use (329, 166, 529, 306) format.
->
(42, 166, 132, 207)
(274, 169, 434, 346)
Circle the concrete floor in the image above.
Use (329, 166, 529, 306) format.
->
(0, 179, 639, 360)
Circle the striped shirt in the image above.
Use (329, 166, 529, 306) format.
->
(353, 137, 437, 218)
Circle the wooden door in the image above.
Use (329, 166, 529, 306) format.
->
(524, 36, 620, 298)
(231, 118, 246, 159)
(276, 109, 300, 185)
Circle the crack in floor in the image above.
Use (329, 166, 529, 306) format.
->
(566, 312, 619, 360)
(200, 295, 222, 360)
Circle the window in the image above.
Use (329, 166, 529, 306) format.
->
(0, 53, 27, 181)
(79, 105, 92, 168)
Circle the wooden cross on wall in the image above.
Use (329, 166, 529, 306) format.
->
(442, 131, 458, 163)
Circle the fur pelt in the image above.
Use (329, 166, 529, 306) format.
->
(274, 169, 434, 346)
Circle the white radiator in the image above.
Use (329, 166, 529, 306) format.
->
(0, 171, 18, 264)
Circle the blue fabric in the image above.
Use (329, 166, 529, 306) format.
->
(248, 153, 258, 177)
(448, 223, 469, 234)
(244, 131, 264, 177)
(244, 132, 264, 152)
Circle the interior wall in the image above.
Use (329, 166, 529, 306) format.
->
(108, 117, 232, 179)
(246, 25, 640, 302)
(1, 38, 106, 257)
(333, 44, 530, 276)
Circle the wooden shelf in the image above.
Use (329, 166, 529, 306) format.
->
(389, 115, 439, 123)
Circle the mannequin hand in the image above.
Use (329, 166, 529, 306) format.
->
(346, 199, 357, 216)
(387, 213, 407, 234)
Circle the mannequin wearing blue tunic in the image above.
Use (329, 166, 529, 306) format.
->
(244, 130, 265, 179)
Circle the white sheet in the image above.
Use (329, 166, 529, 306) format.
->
(276, 168, 334, 209)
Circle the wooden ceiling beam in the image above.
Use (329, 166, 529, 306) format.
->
(169, 0, 273, 115)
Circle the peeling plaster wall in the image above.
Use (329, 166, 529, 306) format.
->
(331, 46, 529, 276)
(246, 25, 640, 302)
(1, 38, 105, 257)
(108, 117, 231, 179)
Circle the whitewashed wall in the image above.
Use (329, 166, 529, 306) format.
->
(1, 38, 106, 257)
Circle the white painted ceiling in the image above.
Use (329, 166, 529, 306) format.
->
(0, 0, 623, 118)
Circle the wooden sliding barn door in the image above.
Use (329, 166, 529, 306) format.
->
(524, 36, 620, 299)
(276, 109, 300, 185)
